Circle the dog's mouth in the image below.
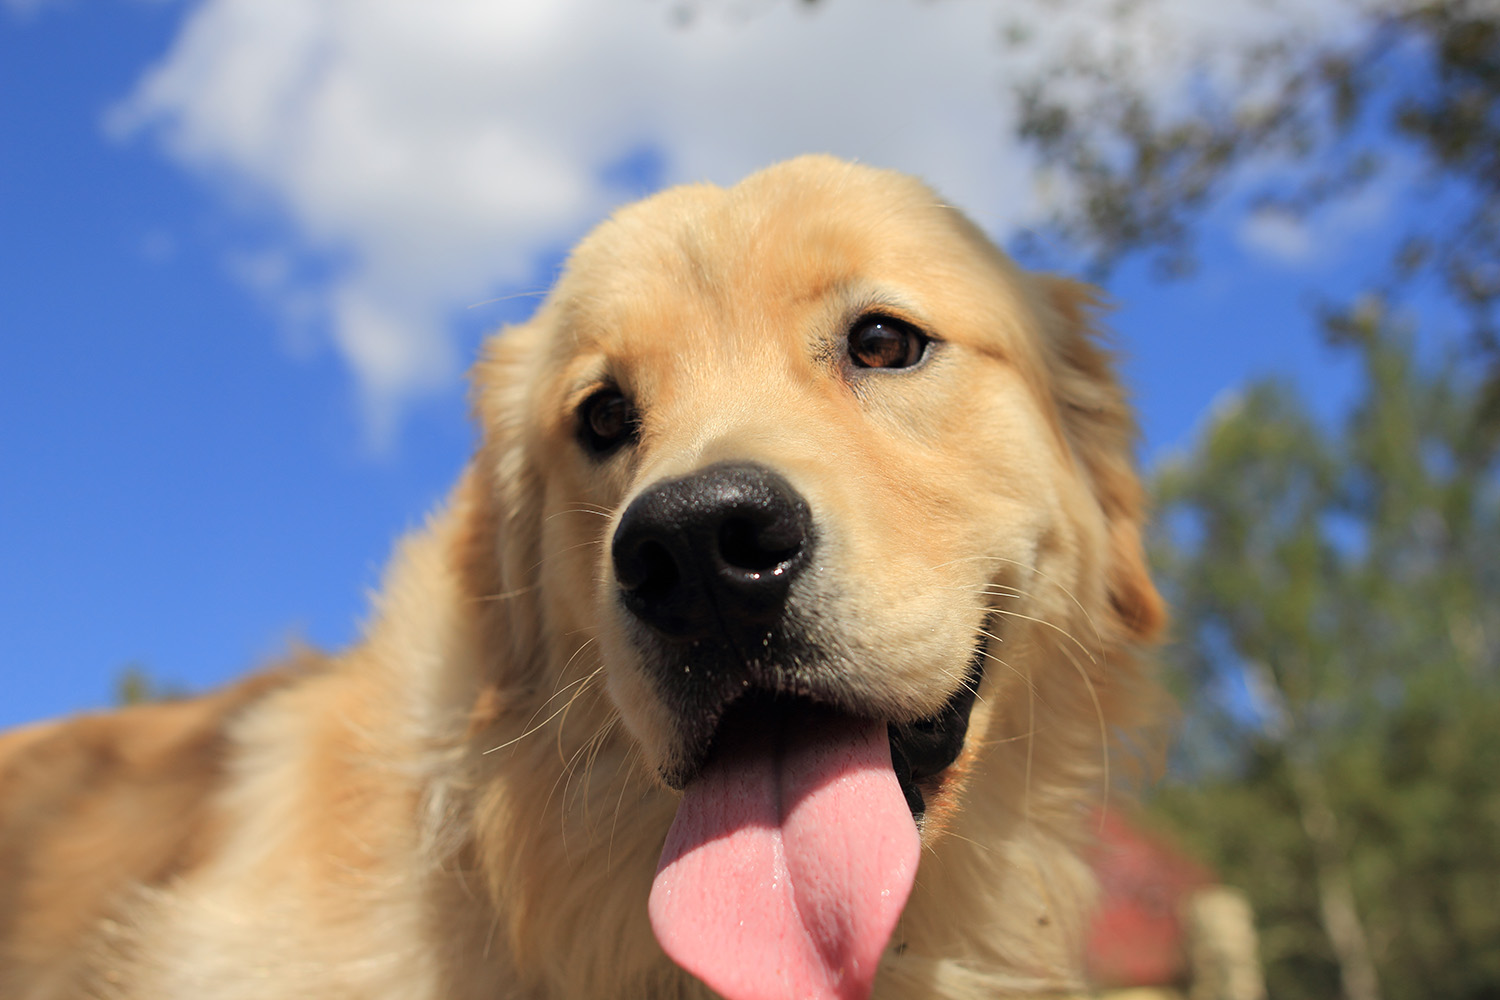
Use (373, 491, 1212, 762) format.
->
(677, 640, 986, 820)
(660, 636, 987, 811)
(887, 644, 986, 817)
(646, 642, 985, 1000)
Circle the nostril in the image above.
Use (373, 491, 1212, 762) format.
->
(624, 539, 680, 601)
(718, 516, 802, 573)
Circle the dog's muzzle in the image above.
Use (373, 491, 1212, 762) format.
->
(611, 460, 982, 815)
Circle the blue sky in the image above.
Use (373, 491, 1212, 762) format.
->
(1, 0, 1386, 728)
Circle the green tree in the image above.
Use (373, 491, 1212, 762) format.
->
(1141, 312, 1500, 1000)
(1002, 4, 1500, 997)
(114, 663, 185, 705)
(1011, 0, 1500, 422)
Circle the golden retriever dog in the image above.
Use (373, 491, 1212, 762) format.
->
(0, 156, 1163, 1000)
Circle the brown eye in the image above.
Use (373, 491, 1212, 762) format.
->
(578, 387, 638, 457)
(847, 315, 929, 369)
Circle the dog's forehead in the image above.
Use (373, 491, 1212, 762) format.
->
(543, 158, 1036, 377)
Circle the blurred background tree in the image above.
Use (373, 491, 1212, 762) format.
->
(114, 663, 186, 706)
(1001, 2, 1500, 998)
(1011, 0, 1500, 423)
(1144, 318, 1500, 1000)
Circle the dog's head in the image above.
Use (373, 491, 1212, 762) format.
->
(468, 156, 1162, 998)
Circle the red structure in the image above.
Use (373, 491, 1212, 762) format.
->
(1086, 809, 1214, 988)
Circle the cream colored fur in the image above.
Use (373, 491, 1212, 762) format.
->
(0, 156, 1162, 1000)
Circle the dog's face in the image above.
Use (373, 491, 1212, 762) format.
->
(471, 156, 1161, 998)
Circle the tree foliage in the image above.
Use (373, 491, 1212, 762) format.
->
(1003, 3, 1500, 996)
(114, 663, 185, 706)
(1013, 0, 1500, 419)
(1142, 311, 1500, 1000)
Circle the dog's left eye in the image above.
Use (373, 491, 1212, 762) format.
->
(848, 315, 928, 369)
(577, 387, 639, 457)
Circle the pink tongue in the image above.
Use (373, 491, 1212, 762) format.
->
(649, 709, 919, 1000)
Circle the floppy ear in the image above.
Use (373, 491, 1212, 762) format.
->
(1034, 276, 1166, 643)
(450, 318, 550, 683)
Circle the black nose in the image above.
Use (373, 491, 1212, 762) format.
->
(612, 463, 813, 641)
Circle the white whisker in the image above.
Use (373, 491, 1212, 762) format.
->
(986, 608, 1098, 663)
(470, 583, 539, 604)
(547, 507, 614, 522)
(482, 662, 603, 755)
(1056, 642, 1111, 817)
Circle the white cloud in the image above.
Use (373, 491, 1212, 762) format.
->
(109, 0, 1362, 445)
(1236, 156, 1407, 267)
(1240, 208, 1315, 264)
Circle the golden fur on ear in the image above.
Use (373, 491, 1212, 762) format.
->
(458, 318, 551, 686)
(1034, 276, 1167, 644)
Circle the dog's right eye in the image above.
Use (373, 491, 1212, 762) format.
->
(577, 387, 639, 457)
